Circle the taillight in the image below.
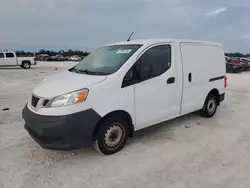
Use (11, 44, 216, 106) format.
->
(224, 76, 227, 88)
(34, 57, 37, 65)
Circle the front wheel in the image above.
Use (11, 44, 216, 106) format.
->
(200, 93, 218, 118)
(93, 116, 129, 155)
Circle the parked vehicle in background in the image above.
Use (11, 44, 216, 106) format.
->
(0, 51, 37, 69)
(225, 56, 248, 71)
(80, 56, 86, 60)
(225, 56, 231, 62)
(64, 56, 71, 61)
(37, 54, 50, 61)
(239, 58, 250, 70)
(239, 57, 250, 62)
(23, 39, 226, 155)
(226, 62, 243, 73)
(234, 57, 250, 65)
(47, 54, 67, 61)
(69, 55, 81, 61)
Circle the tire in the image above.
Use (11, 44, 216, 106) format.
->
(200, 93, 218, 118)
(93, 116, 129, 155)
(22, 61, 31, 69)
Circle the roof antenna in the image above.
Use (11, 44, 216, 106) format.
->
(127, 32, 134, 41)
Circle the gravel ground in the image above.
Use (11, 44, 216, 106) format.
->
(1, 62, 250, 188)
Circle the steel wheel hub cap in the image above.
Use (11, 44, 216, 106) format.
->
(104, 124, 123, 148)
(207, 99, 216, 114)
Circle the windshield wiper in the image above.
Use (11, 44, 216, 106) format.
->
(70, 67, 80, 73)
(70, 67, 96, 75)
(70, 67, 109, 75)
(78, 69, 111, 75)
(78, 69, 98, 75)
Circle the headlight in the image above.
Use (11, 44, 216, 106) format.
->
(48, 89, 89, 108)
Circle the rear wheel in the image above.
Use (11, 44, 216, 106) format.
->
(93, 116, 129, 155)
(22, 61, 31, 69)
(200, 93, 218, 118)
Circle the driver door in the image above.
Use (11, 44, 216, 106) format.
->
(122, 44, 180, 130)
(134, 44, 175, 129)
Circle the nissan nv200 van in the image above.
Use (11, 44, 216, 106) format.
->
(22, 39, 226, 155)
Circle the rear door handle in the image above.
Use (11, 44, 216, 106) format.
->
(188, 73, 192, 82)
(167, 77, 175, 84)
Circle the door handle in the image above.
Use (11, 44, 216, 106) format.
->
(188, 73, 192, 82)
(167, 77, 175, 84)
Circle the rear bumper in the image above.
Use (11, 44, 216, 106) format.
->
(22, 105, 101, 150)
(220, 93, 225, 103)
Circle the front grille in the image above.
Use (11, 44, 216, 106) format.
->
(31, 95, 39, 107)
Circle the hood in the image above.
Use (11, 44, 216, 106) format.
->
(33, 71, 106, 98)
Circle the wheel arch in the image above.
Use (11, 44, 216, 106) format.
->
(93, 110, 134, 139)
(207, 88, 220, 105)
(22, 60, 31, 64)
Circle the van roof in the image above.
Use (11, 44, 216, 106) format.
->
(107, 38, 221, 46)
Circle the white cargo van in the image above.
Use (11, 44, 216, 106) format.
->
(22, 39, 226, 155)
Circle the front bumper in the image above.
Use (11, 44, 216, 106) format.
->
(22, 105, 101, 150)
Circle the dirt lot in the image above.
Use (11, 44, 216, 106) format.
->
(1, 62, 250, 188)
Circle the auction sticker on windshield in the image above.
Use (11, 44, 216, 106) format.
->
(116, 49, 132, 54)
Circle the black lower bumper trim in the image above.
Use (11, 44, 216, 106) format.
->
(22, 105, 101, 150)
(220, 93, 225, 103)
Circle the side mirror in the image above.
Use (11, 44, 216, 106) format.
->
(141, 64, 153, 80)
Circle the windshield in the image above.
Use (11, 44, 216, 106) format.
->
(70, 44, 142, 75)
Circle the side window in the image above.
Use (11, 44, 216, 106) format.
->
(6, 53, 14, 58)
(0, 53, 4, 58)
(122, 45, 171, 88)
(122, 63, 141, 88)
(140, 45, 171, 79)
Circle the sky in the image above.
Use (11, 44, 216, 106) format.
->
(0, 0, 249, 53)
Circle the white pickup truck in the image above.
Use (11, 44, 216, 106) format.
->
(0, 51, 37, 69)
